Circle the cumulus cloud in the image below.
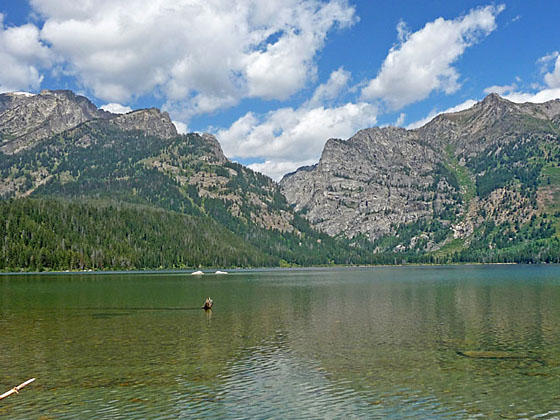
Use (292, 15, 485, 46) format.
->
(31, 0, 355, 116)
(487, 53, 560, 105)
(394, 112, 406, 126)
(543, 54, 560, 88)
(248, 159, 319, 182)
(216, 101, 377, 179)
(172, 120, 188, 134)
(100, 103, 132, 114)
(537, 51, 559, 67)
(0, 14, 52, 93)
(361, 5, 504, 110)
(307, 67, 351, 107)
(503, 88, 560, 104)
(483, 83, 517, 96)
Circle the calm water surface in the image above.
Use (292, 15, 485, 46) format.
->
(1, 265, 560, 419)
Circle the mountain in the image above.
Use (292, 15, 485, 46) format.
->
(2, 90, 559, 270)
(0, 90, 366, 271)
(281, 94, 560, 262)
(0, 90, 111, 154)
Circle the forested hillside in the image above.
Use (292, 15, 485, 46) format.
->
(0, 91, 371, 271)
(0, 198, 276, 271)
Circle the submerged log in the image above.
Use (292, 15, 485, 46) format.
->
(202, 297, 213, 310)
(0, 378, 35, 401)
(457, 350, 524, 359)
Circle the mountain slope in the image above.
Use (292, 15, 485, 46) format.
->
(0, 90, 111, 154)
(281, 94, 560, 262)
(0, 198, 276, 271)
(0, 90, 368, 270)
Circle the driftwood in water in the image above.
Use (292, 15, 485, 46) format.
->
(457, 351, 523, 359)
(457, 350, 546, 366)
(202, 297, 213, 310)
(0, 378, 35, 401)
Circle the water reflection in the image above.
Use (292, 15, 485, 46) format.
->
(1, 266, 560, 419)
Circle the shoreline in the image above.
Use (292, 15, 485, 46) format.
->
(0, 261, 553, 276)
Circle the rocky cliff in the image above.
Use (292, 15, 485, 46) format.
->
(281, 127, 456, 239)
(110, 108, 177, 139)
(281, 94, 560, 258)
(0, 90, 110, 154)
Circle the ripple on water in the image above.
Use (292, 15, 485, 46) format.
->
(2, 266, 560, 419)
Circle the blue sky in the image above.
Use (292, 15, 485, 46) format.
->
(1, 1, 559, 179)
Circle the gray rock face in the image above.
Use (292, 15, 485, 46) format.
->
(281, 127, 455, 239)
(0, 91, 180, 155)
(0, 90, 110, 154)
(110, 108, 177, 139)
(199, 133, 227, 164)
(280, 94, 560, 240)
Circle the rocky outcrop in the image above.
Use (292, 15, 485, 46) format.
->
(110, 108, 177, 139)
(0, 91, 182, 154)
(199, 133, 227, 164)
(281, 127, 455, 239)
(0, 90, 110, 154)
(281, 94, 560, 242)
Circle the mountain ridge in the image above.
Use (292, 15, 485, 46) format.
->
(281, 94, 560, 260)
(1, 89, 559, 269)
(0, 90, 370, 270)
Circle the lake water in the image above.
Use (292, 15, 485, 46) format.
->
(1, 265, 560, 419)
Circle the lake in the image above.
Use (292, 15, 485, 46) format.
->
(1, 265, 560, 419)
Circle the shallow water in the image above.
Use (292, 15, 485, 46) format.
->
(1, 265, 560, 419)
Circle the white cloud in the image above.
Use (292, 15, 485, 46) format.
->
(406, 99, 477, 129)
(216, 101, 377, 179)
(537, 51, 559, 67)
(248, 159, 318, 181)
(543, 55, 560, 88)
(361, 4, 504, 110)
(503, 88, 560, 104)
(31, 0, 355, 116)
(307, 67, 351, 107)
(0, 14, 52, 93)
(100, 102, 132, 114)
(478, 53, 560, 105)
(483, 83, 517, 95)
(487, 52, 560, 104)
(172, 120, 188, 134)
(245, 2, 355, 100)
(394, 112, 406, 126)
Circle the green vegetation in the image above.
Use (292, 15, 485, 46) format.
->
(444, 144, 476, 203)
(0, 122, 375, 271)
(0, 198, 278, 271)
(467, 135, 554, 199)
(1, 104, 560, 270)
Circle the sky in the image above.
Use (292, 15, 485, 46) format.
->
(1, 1, 560, 180)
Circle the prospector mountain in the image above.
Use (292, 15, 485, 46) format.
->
(0, 90, 559, 270)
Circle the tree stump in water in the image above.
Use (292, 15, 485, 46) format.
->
(202, 297, 213, 310)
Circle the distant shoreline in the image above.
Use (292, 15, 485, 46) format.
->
(1, 261, 554, 276)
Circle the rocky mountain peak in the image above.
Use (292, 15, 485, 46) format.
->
(109, 108, 177, 139)
(472, 92, 515, 117)
(199, 133, 227, 163)
(281, 94, 560, 247)
(0, 89, 110, 154)
(480, 92, 508, 105)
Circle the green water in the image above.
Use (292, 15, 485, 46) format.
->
(1, 265, 560, 419)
